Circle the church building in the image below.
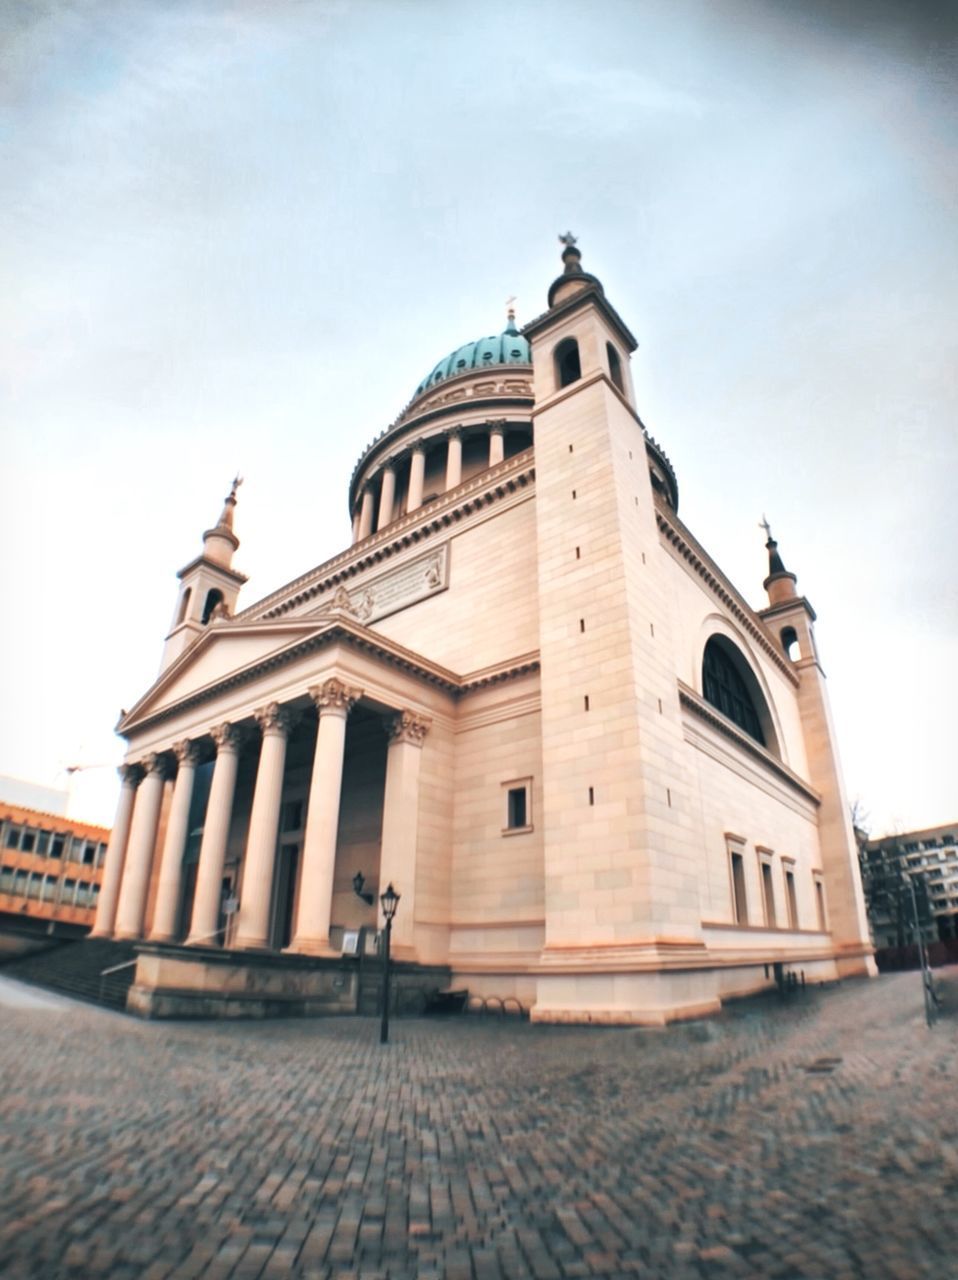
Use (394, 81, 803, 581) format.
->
(93, 239, 875, 1023)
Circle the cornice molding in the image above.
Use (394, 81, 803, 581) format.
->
(679, 682, 819, 804)
(119, 616, 541, 737)
(656, 502, 798, 685)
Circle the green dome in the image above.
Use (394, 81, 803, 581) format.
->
(413, 320, 531, 400)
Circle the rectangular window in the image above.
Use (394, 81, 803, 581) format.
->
(760, 859, 776, 927)
(37, 831, 51, 855)
(502, 779, 532, 834)
(814, 876, 827, 931)
(5, 827, 20, 849)
(730, 850, 748, 925)
(26, 871, 41, 899)
(61, 878, 77, 905)
(82, 843, 95, 865)
(21, 830, 36, 853)
(50, 836, 64, 859)
(13, 869, 28, 896)
(785, 867, 799, 929)
(0, 865, 14, 893)
(40, 875, 57, 902)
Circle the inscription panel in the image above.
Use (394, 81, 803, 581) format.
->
(311, 544, 449, 626)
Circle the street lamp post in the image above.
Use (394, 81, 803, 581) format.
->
(379, 882, 400, 1044)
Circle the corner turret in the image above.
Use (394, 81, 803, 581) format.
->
(159, 477, 249, 673)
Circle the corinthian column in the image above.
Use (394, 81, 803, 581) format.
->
(148, 740, 201, 942)
(379, 710, 431, 959)
(488, 420, 505, 466)
(377, 465, 396, 530)
(91, 763, 143, 938)
(407, 446, 425, 512)
(358, 487, 375, 540)
(186, 723, 243, 946)
(233, 704, 295, 950)
(288, 678, 361, 954)
(445, 428, 463, 490)
(114, 754, 170, 940)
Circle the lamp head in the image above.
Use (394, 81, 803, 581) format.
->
(380, 881, 400, 921)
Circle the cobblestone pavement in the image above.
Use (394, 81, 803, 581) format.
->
(1, 969, 956, 1280)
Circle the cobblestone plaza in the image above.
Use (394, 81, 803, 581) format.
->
(1, 972, 955, 1280)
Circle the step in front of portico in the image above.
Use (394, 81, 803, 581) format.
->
(127, 941, 451, 1020)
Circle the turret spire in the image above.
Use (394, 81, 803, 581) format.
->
(202, 476, 242, 569)
(761, 515, 798, 604)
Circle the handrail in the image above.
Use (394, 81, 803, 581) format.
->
(100, 958, 137, 977)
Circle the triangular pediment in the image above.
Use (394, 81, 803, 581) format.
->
(120, 617, 335, 731)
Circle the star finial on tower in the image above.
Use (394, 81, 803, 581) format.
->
(558, 231, 578, 248)
(230, 474, 244, 500)
(759, 513, 773, 542)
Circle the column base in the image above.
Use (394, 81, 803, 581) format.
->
(184, 935, 224, 948)
(112, 930, 144, 942)
(285, 937, 338, 958)
(231, 935, 271, 953)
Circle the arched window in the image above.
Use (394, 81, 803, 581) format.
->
(606, 342, 624, 393)
(202, 588, 224, 624)
(554, 337, 581, 388)
(702, 637, 767, 746)
(176, 587, 192, 626)
(780, 626, 800, 661)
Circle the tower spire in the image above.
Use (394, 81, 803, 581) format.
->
(202, 476, 242, 569)
(761, 516, 798, 604)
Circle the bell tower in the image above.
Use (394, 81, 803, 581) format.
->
(160, 477, 248, 673)
(525, 237, 710, 1023)
(758, 526, 875, 975)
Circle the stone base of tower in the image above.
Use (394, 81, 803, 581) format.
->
(528, 953, 855, 1026)
(530, 970, 722, 1027)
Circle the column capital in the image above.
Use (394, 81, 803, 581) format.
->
(309, 678, 362, 717)
(172, 739, 203, 767)
(487, 418, 507, 436)
(255, 702, 298, 737)
(118, 762, 144, 787)
(210, 722, 245, 753)
(410, 441, 425, 456)
(443, 425, 464, 441)
(386, 709, 432, 748)
(138, 752, 172, 780)
(379, 460, 396, 477)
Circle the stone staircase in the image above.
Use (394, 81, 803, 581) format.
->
(1, 938, 138, 1012)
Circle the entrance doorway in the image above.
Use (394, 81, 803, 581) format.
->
(271, 842, 299, 950)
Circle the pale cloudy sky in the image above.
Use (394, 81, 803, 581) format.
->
(1, 0, 955, 835)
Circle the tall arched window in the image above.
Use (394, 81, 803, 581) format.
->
(554, 337, 581, 388)
(176, 587, 192, 626)
(202, 588, 224, 624)
(702, 637, 767, 746)
(606, 342, 624, 394)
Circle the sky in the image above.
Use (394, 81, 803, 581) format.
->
(1, 0, 955, 836)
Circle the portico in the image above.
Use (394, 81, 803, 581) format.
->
(95, 666, 436, 969)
